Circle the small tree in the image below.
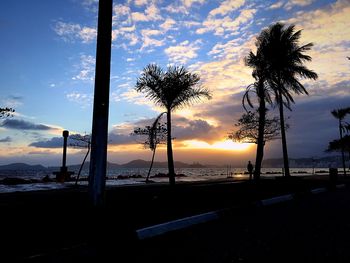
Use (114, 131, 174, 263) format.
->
(132, 113, 167, 183)
(331, 107, 350, 176)
(229, 110, 283, 144)
(70, 134, 91, 186)
(0, 107, 15, 119)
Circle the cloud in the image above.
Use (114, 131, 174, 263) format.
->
(0, 136, 11, 143)
(286, 0, 350, 85)
(1, 95, 23, 108)
(72, 55, 95, 81)
(165, 39, 202, 64)
(164, 3, 188, 14)
(108, 122, 140, 145)
(183, 20, 201, 28)
(66, 92, 93, 108)
(53, 21, 96, 43)
(1, 119, 56, 131)
(133, 0, 149, 6)
(108, 115, 221, 146)
(140, 35, 165, 50)
(196, 8, 256, 35)
(131, 3, 162, 22)
(268, 1, 285, 9)
(181, 0, 206, 8)
(164, 0, 205, 15)
(208, 36, 254, 60)
(269, 93, 350, 158)
(113, 4, 132, 22)
(160, 18, 177, 32)
(172, 118, 220, 142)
(117, 89, 155, 107)
(81, 0, 98, 12)
(285, 0, 314, 10)
(209, 0, 245, 17)
(29, 137, 64, 148)
(29, 133, 90, 148)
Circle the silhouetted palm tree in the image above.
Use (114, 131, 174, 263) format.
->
(331, 107, 350, 176)
(243, 42, 274, 180)
(136, 64, 211, 185)
(259, 22, 318, 177)
(0, 107, 15, 118)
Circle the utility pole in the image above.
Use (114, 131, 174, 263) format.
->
(88, 0, 113, 206)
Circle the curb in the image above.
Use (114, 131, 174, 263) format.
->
(136, 183, 346, 240)
(137, 211, 219, 240)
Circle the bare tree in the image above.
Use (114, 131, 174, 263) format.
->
(229, 110, 283, 144)
(70, 134, 91, 186)
(132, 113, 167, 183)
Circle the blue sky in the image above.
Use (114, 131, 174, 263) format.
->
(0, 0, 349, 166)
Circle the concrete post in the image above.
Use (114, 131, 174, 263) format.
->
(62, 130, 69, 171)
(88, 0, 113, 206)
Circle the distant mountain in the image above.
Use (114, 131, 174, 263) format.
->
(0, 163, 47, 171)
(47, 159, 207, 170)
(48, 161, 121, 171)
(115, 159, 206, 168)
(263, 156, 345, 168)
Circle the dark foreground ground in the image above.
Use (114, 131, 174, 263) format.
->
(1, 175, 350, 262)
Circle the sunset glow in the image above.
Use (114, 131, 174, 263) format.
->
(0, 0, 349, 166)
(183, 140, 252, 151)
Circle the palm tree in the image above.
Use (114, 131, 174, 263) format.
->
(0, 107, 15, 119)
(243, 42, 274, 180)
(258, 22, 318, 177)
(331, 107, 350, 176)
(136, 64, 211, 185)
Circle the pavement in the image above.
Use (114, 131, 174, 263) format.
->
(1, 175, 350, 262)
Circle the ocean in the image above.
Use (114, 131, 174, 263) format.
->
(0, 167, 331, 193)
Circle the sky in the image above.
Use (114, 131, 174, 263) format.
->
(0, 0, 349, 166)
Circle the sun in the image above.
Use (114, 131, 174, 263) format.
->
(183, 140, 252, 151)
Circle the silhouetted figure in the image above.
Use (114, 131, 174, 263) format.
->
(247, 161, 254, 180)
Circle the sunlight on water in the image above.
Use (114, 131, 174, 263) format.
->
(0, 167, 330, 193)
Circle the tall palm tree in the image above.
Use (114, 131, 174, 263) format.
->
(243, 43, 273, 180)
(331, 107, 350, 176)
(136, 64, 211, 185)
(258, 22, 318, 177)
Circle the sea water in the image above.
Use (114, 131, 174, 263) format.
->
(0, 167, 330, 193)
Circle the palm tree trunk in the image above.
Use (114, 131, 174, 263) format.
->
(278, 90, 290, 177)
(339, 120, 347, 176)
(146, 145, 156, 183)
(254, 83, 266, 181)
(166, 109, 176, 185)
